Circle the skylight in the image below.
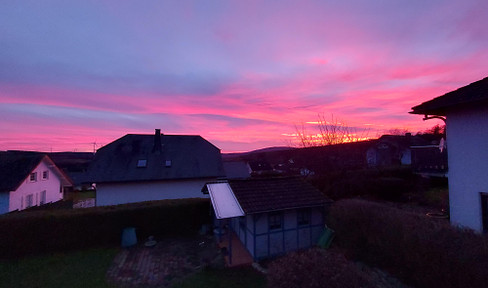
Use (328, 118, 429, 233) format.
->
(137, 159, 147, 167)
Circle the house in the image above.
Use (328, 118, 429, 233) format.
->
(366, 133, 447, 173)
(410, 138, 448, 177)
(47, 152, 95, 190)
(203, 177, 332, 262)
(0, 151, 72, 214)
(222, 160, 251, 179)
(367, 134, 415, 167)
(88, 129, 225, 206)
(411, 76, 488, 232)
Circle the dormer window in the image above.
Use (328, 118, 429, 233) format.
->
(29, 172, 37, 182)
(137, 159, 147, 167)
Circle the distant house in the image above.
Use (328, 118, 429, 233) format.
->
(247, 160, 276, 177)
(0, 151, 72, 214)
(47, 152, 95, 190)
(203, 177, 332, 261)
(222, 161, 251, 179)
(411, 76, 488, 232)
(88, 129, 225, 206)
(366, 133, 447, 173)
(410, 138, 448, 177)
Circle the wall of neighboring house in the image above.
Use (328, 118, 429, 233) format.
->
(0, 193, 9, 214)
(8, 160, 63, 213)
(231, 206, 325, 260)
(447, 105, 488, 232)
(96, 178, 211, 206)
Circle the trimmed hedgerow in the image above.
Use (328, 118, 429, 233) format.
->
(0, 198, 211, 259)
(267, 248, 375, 288)
(327, 199, 488, 288)
(310, 167, 422, 202)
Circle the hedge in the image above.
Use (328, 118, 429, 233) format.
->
(267, 248, 376, 288)
(0, 198, 211, 259)
(327, 199, 488, 288)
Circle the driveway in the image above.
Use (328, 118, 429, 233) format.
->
(106, 235, 223, 287)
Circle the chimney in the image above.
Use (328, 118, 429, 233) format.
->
(152, 129, 162, 153)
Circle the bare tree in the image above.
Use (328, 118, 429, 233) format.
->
(422, 124, 445, 136)
(386, 128, 411, 136)
(294, 114, 369, 147)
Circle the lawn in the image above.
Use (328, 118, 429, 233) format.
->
(1, 246, 266, 288)
(171, 266, 266, 288)
(0, 248, 118, 288)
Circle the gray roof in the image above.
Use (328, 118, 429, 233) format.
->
(411, 76, 488, 116)
(226, 177, 332, 214)
(88, 132, 225, 183)
(0, 151, 72, 192)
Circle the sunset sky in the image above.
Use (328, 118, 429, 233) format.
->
(1, 0, 487, 153)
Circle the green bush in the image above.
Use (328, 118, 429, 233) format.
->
(0, 198, 211, 259)
(267, 248, 375, 288)
(327, 199, 488, 288)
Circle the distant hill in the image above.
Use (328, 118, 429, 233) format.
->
(222, 146, 295, 161)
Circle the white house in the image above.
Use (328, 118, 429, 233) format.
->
(0, 151, 72, 214)
(88, 129, 225, 206)
(203, 177, 332, 262)
(411, 76, 488, 232)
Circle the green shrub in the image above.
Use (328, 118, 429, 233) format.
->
(267, 248, 375, 288)
(327, 199, 488, 288)
(0, 198, 211, 259)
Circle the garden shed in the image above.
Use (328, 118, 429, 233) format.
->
(203, 177, 332, 262)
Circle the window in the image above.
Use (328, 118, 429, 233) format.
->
(29, 172, 37, 182)
(137, 159, 147, 167)
(165, 160, 172, 167)
(26, 194, 33, 208)
(297, 208, 311, 226)
(481, 193, 488, 233)
(42, 170, 49, 180)
(40, 190, 46, 205)
(268, 212, 282, 230)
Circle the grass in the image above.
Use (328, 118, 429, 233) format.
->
(171, 267, 266, 288)
(0, 245, 266, 288)
(423, 186, 449, 209)
(0, 248, 118, 288)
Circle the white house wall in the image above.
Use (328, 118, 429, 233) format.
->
(447, 105, 488, 232)
(96, 178, 211, 206)
(8, 160, 63, 213)
(231, 207, 325, 260)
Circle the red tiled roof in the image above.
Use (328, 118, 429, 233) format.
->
(228, 177, 331, 214)
(411, 77, 488, 116)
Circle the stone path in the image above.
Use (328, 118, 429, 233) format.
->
(106, 236, 223, 287)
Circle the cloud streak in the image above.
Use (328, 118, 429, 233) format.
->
(0, 0, 487, 152)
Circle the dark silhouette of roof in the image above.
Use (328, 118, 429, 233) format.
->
(227, 177, 331, 214)
(88, 131, 225, 183)
(0, 151, 72, 192)
(0, 151, 44, 192)
(411, 76, 488, 116)
(222, 161, 250, 179)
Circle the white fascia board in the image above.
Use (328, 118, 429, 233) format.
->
(207, 182, 244, 219)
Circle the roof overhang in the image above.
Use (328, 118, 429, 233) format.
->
(204, 182, 245, 219)
(43, 156, 73, 187)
